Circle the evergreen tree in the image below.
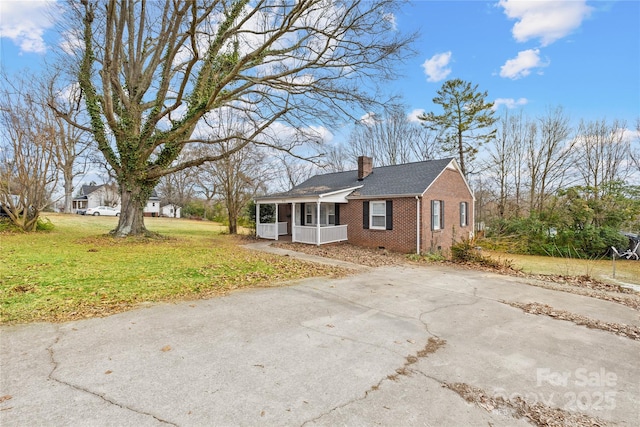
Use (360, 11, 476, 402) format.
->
(419, 79, 497, 176)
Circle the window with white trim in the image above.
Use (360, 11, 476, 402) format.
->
(305, 204, 313, 225)
(370, 201, 386, 229)
(328, 204, 335, 225)
(460, 202, 468, 227)
(431, 200, 444, 230)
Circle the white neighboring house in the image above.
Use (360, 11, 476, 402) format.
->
(73, 184, 161, 217)
(72, 184, 120, 214)
(143, 193, 161, 217)
(161, 204, 182, 218)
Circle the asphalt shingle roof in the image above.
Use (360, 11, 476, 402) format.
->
(262, 158, 455, 199)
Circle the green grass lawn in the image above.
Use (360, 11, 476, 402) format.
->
(0, 214, 345, 324)
(484, 250, 640, 285)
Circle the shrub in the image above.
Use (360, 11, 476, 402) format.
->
(36, 217, 55, 232)
(407, 252, 445, 262)
(451, 239, 515, 270)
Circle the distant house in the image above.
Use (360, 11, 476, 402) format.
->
(73, 184, 161, 217)
(161, 204, 182, 218)
(254, 156, 474, 254)
(143, 193, 161, 217)
(72, 184, 119, 214)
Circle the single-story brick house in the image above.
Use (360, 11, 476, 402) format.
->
(254, 156, 475, 254)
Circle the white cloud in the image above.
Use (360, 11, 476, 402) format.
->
(498, 0, 592, 46)
(499, 49, 549, 79)
(359, 112, 377, 126)
(407, 109, 426, 123)
(383, 13, 397, 31)
(308, 125, 333, 144)
(59, 30, 84, 56)
(422, 51, 452, 82)
(493, 98, 528, 110)
(0, 0, 58, 54)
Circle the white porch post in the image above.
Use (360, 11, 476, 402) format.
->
(292, 202, 296, 243)
(274, 203, 279, 241)
(256, 202, 260, 237)
(316, 201, 321, 246)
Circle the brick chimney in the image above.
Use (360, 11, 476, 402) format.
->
(357, 156, 373, 180)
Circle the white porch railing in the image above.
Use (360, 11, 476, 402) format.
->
(293, 225, 347, 245)
(257, 222, 288, 239)
(278, 221, 287, 235)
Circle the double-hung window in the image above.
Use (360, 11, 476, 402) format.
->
(363, 200, 392, 230)
(328, 204, 336, 225)
(305, 204, 313, 225)
(431, 200, 444, 230)
(370, 201, 386, 229)
(460, 202, 468, 227)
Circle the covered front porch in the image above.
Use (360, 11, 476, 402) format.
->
(256, 200, 348, 245)
(255, 186, 361, 246)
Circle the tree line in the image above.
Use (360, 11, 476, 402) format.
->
(1, 1, 638, 258)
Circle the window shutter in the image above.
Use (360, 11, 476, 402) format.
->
(300, 203, 305, 225)
(363, 201, 369, 229)
(460, 202, 463, 226)
(440, 200, 445, 229)
(385, 200, 393, 230)
(335, 204, 340, 226)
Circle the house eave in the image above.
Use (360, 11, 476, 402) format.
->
(347, 193, 422, 200)
(255, 185, 362, 204)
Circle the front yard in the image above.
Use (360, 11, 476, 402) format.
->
(2, 214, 637, 325)
(0, 214, 346, 324)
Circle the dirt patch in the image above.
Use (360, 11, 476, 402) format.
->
(271, 241, 407, 267)
(517, 280, 640, 311)
(386, 337, 446, 382)
(504, 301, 640, 341)
(444, 382, 609, 427)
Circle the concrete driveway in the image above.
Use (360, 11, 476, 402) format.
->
(1, 260, 639, 426)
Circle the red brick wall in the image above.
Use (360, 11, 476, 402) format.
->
(342, 197, 419, 253)
(342, 168, 474, 254)
(421, 168, 474, 254)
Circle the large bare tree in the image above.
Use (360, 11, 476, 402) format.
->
(0, 75, 58, 231)
(575, 118, 630, 199)
(45, 73, 93, 214)
(63, 0, 414, 236)
(526, 106, 574, 214)
(347, 107, 414, 166)
(486, 110, 529, 218)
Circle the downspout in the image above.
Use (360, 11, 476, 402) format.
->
(275, 203, 279, 241)
(256, 202, 260, 238)
(415, 196, 420, 255)
(292, 202, 296, 243)
(316, 200, 321, 246)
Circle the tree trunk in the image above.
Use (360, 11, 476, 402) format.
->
(228, 210, 238, 234)
(112, 186, 150, 237)
(63, 167, 74, 214)
(457, 131, 466, 176)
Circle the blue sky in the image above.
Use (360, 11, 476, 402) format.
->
(1, 0, 639, 133)
(393, 1, 640, 126)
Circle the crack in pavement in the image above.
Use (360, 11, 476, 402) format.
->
(46, 330, 178, 426)
(298, 335, 447, 427)
(298, 322, 409, 359)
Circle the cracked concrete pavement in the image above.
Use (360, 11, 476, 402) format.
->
(1, 261, 639, 426)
